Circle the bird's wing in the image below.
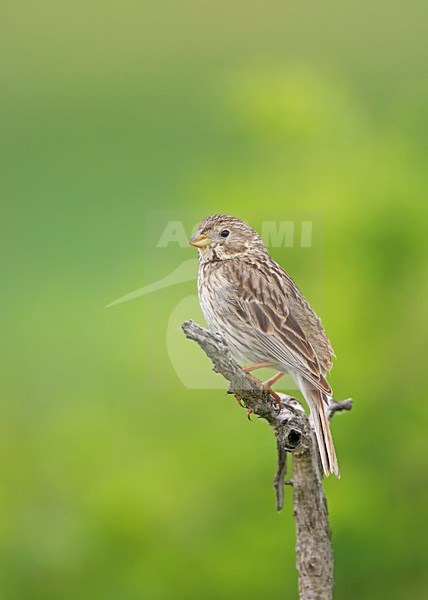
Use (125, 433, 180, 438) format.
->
(220, 261, 331, 395)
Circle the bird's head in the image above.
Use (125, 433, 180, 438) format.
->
(189, 214, 267, 262)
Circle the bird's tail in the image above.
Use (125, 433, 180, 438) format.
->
(295, 375, 340, 478)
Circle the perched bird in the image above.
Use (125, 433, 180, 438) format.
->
(189, 214, 339, 477)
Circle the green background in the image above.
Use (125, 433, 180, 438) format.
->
(1, 2, 427, 598)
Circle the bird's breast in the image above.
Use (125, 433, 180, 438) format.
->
(197, 262, 262, 363)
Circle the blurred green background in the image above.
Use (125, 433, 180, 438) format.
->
(1, 1, 427, 599)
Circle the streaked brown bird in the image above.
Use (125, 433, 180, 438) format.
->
(189, 214, 340, 477)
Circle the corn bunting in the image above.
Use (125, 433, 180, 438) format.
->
(189, 214, 339, 477)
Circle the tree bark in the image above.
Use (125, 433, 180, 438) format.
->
(182, 320, 351, 600)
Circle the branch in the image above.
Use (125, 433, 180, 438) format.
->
(328, 397, 353, 418)
(182, 320, 352, 600)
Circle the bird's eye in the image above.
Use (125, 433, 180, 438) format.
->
(220, 229, 230, 238)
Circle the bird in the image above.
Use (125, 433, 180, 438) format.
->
(189, 214, 340, 477)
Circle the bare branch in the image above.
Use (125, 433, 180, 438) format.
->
(182, 320, 352, 600)
(328, 397, 353, 419)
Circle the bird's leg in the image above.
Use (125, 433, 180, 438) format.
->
(242, 361, 275, 373)
(263, 371, 285, 388)
(263, 371, 285, 405)
(268, 389, 282, 405)
(229, 363, 282, 406)
(227, 362, 274, 395)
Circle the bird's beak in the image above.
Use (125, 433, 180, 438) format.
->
(189, 233, 211, 248)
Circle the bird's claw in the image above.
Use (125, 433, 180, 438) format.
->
(268, 388, 282, 405)
(227, 386, 246, 408)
